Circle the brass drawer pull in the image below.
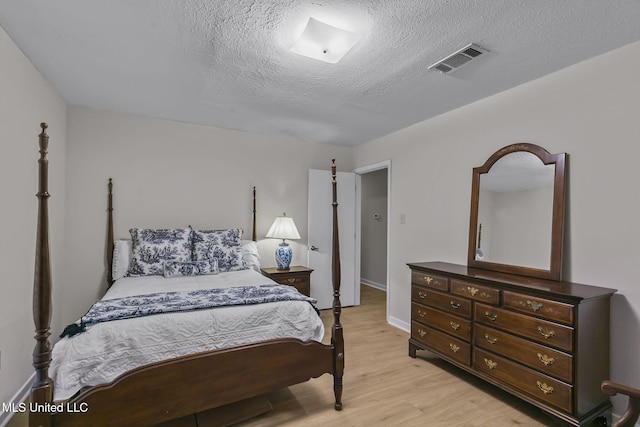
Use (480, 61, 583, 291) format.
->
(484, 358, 497, 370)
(527, 300, 543, 312)
(450, 321, 460, 331)
(537, 353, 555, 366)
(417, 310, 426, 318)
(286, 278, 299, 284)
(424, 276, 434, 284)
(485, 334, 498, 344)
(485, 311, 498, 321)
(449, 343, 460, 353)
(537, 326, 555, 339)
(417, 329, 426, 337)
(467, 286, 479, 296)
(450, 301, 460, 309)
(536, 381, 555, 395)
(418, 291, 427, 299)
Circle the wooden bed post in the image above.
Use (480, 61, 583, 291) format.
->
(252, 186, 257, 242)
(31, 123, 53, 427)
(107, 178, 114, 286)
(330, 159, 344, 410)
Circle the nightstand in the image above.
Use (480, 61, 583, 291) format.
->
(260, 266, 313, 296)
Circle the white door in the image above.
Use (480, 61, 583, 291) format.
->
(308, 169, 357, 309)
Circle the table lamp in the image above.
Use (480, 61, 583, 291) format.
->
(265, 213, 301, 270)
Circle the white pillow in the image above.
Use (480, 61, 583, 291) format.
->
(112, 239, 132, 282)
(242, 240, 260, 272)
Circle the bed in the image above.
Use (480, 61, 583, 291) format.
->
(29, 123, 345, 426)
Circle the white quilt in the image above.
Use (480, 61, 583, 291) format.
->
(50, 269, 324, 401)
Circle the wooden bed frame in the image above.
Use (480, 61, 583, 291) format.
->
(30, 123, 344, 426)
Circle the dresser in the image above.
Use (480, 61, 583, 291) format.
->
(408, 261, 616, 426)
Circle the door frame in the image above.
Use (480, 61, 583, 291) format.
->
(354, 160, 391, 320)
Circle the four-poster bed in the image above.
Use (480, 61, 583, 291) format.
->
(29, 123, 344, 426)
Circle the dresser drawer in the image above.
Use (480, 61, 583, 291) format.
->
(272, 275, 309, 287)
(411, 285, 430, 304)
(475, 304, 574, 352)
(451, 279, 500, 305)
(412, 303, 470, 341)
(412, 322, 471, 365)
(413, 288, 472, 318)
(475, 324, 573, 383)
(474, 348, 572, 413)
(273, 275, 310, 296)
(503, 291, 574, 325)
(411, 270, 448, 291)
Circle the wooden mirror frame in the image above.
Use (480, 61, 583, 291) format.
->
(467, 143, 567, 281)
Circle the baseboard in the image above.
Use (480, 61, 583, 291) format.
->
(0, 373, 34, 427)
(388, 315, 410, 333)
(361, 279, 386, 291)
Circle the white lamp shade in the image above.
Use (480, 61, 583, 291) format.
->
(290, 17, 359, 64)
(265, 215, 301, 240)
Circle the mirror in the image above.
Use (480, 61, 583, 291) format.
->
(467, 143, 567, 281)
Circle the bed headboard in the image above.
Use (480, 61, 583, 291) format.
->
(105, 181, 259, 286)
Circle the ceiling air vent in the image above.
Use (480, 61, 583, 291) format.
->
(428, 43, 488, 74)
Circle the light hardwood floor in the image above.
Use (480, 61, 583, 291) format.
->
(232, 285, 557, 427)
(9, 285, 568, 426)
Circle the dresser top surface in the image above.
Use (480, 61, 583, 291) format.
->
(407, 261, 616, 300)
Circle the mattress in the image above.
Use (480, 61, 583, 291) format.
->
(49, 269, 324, 401)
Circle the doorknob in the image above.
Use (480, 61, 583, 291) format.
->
(310, 245, 319, 251)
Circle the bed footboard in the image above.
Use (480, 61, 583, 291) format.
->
(51, 339, 334, 427)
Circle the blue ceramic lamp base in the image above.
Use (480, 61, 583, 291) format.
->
(275, 242, 293, 270)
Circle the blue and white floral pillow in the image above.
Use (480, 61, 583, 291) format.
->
(192, 228, 247, 272)
(163, 259, 218, 278)
(128, 228, 192, 276)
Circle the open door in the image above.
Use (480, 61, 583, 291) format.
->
(308, 169, 357, 309)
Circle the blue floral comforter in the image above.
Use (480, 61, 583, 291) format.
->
(61, 284, 318, 337)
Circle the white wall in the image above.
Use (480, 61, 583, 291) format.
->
(353, 39, 640, 419)
(61, 106, 353, 322)
(0, 25, 67, 412)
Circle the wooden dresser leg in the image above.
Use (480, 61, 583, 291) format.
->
(409, 340, 418, 358)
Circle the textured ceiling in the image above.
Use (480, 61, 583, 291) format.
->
(1, 1, 640, 146)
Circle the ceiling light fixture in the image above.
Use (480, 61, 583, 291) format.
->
(290, 17, 358, 64)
